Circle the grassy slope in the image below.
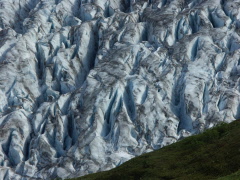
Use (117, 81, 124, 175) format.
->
(70, 120, 240, 180)
(218, 170, 240, 180)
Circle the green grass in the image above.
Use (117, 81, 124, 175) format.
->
(218, 170, 240, 180)
(69, 120, 240, 180)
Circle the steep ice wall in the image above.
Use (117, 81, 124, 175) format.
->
(0, 0, 240, 179)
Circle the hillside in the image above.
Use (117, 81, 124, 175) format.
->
(71, 120, 240, 180)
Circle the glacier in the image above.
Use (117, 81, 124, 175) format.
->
(0, 0, 240, 179)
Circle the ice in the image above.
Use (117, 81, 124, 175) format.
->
(0, 0, 240, 179)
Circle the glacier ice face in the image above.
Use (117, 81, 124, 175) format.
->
(0, 0, 240, 179)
